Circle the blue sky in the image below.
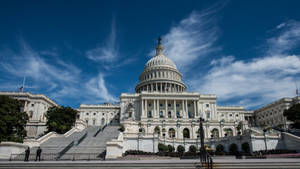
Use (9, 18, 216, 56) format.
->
(1, 0, 300, 109)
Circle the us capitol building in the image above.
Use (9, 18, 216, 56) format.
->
(79, 38, 253, 140)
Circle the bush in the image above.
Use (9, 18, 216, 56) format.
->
(158, 143, 168, 152)
(188, 145, 197, 153)
(216, 144, 225, 155)
(229, 143, 238, 155)
(177, 145, 185, 155)
(167, 145, 175, 152)
(242, 142, 250, 153)
(119, 124, 125, 132)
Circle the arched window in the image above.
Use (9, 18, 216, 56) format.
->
(224, 128, 233, 136)
(168, 128, 176, 138)
(211, 128, 219, 138)
(183, 128, 190, 138)
(154, 126, 160, 134)
(101, 118, 105, 125)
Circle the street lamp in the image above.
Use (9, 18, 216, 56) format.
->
(263, 128, 268, 151)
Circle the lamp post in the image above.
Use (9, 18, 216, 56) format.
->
(138, 130, 142, 151)
(263, 128, 268, 151)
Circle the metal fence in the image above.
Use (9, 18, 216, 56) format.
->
(9, 153, 104, 161)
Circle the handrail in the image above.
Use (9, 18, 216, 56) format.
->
(56, 141, 74, 160)
(77, 131, 88, 145)
(200, 150, 213, 169)
(94, 126, 103, 137)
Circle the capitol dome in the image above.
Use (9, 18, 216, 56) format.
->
(135, 37, 186, 93)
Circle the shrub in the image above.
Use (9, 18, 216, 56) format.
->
(216, 144, 225, 155)
(188, 145, 197, 153)
(158, 143, 168, 152)
(119, 124, 125, 132)
(229, 143, 238, 155)
(167, 145, 175, 152)
(177, 145, 185, 155)
(242, 142, 250, 153)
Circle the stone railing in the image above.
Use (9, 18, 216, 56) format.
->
(105, 132, 124, 160)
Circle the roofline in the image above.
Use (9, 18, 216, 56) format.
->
(0, 91, 58, 107)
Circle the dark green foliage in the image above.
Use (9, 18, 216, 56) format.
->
(242, 142, 250, 153)
(284, 104, 300, 129)
(229, 143, 238, 155)
(188, 145, 197, 153)
(177, 145, 185, 155)
(216, 144, 225, 155)
(0, 96, 28, 143)
(158, 143, 168, 152)
(119, 124, 125, 132)
(167, 145, 175, 152)
(46, 106, 77, 134)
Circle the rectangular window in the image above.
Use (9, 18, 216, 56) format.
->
(207, 112, 210, 118)
(188, 104, 191, 107)
(177, 111, 180, 118)
(168, 104, 171, 107)
(206, 104, 209, 108)
(160, 111, 164, 118)
(176, 104, 179, 107)
(93, 119, 96, 125)
(86, 113, 89, 115)
(160, 104, 163, 107)
(148, 104, 152, 107)
(148, 111, 152, 118)
(93, 113, 96, 115)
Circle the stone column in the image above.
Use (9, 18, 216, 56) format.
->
(174, 100, 176, 119)
(185, 100, 188, 118)
(160, 83, 162, 92)
(165, 99, 167, 118)
(141, 99, 144, 118)
(193, 100, 196, 118)
(145, 99, 148, 117)
(182, 100, 184, 118)
(157, 100, 160, 118)
(153, 99, 156, 118)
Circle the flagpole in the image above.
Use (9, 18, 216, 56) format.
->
(22, 77, 26, 92)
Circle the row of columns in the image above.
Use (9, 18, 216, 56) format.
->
(141, 99, 199, 119)
(137, 82, 185, 93)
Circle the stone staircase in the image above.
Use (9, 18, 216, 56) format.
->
(60, 125, 120, 160)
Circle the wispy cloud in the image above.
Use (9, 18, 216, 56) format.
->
(0, 40, 117, 106)
(189, 20, 300, 109)
(154, 7, 221, 73)
(267, 20, 300, 55)
(86, 19, 119, 63)
(84, 73, 117, 103)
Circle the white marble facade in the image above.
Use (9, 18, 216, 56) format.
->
(0, 92, 58, 138)
(77, 103, 120, 126)
(119, 38, 253, 141)
(254, 96, 300, 128)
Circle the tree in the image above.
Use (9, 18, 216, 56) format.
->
(46, 106, 77, 134)
(229, 143, 238, 155)
(188, 145, 197, 153)
(167, 145, 175, 152)
(216, 144, 225, 155)
(0, 96, 28, 143)
(241, 142, 250, 153)
(177, 145, 185, 156)
(284, 104, 300, 129)
(158, 143, 168, 152)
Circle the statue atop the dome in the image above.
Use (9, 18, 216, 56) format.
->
(158, 36, 162, 45)
(156, 36, 164, 56)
